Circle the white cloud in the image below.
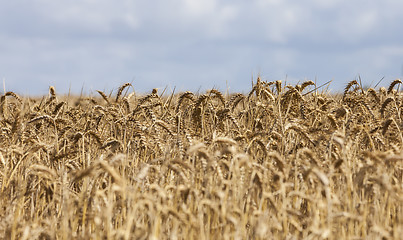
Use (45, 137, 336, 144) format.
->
(1, 0, 403, 94)
(309, 0, 345, 9)
(241, 1, 309, 43)
(182, 0, 217, 16)
(333, 8, 379, 43)
(32, 0, 141, 33)
(354, 45, 403, 73)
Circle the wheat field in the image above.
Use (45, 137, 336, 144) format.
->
(0, 78, 402, 239)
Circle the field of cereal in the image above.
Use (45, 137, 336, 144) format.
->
(0, 78, 402, 239)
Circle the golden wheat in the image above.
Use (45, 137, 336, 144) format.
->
(0, 78, 402, 239)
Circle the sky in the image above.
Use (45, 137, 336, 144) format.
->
(1, 0, 403, 95)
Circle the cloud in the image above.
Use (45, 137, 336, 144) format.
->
(41, 0, 140, 32)
(0, 0, 403, 94)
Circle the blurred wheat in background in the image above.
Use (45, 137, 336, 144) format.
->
(0, 78, 402, 239)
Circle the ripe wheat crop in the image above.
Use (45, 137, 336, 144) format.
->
(0, 79, 402, 239)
